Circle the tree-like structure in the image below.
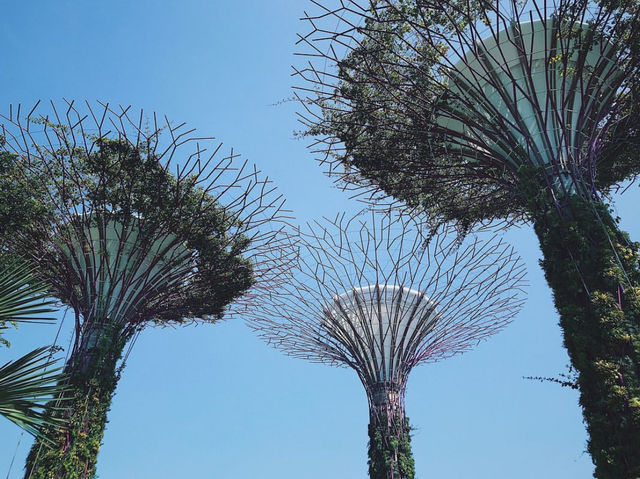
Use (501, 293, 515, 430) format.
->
(295, 1, 640, 476)
(0, 100, 293, 479)
(247, 211, 525, 479)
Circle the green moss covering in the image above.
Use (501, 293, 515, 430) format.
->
(530, 193, 640, 478)
(367, 411, 415, 479)
(24, 325, 129, 479)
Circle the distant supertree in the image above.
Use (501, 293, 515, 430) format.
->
(294, 1, 640, 475)
(247, 211, 525, 479)
(0, 100, 293, 479)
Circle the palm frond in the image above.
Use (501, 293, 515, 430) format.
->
(0, 254, 56, 326)
(0, 346, 68, 443)
(0, 255, 67, 442)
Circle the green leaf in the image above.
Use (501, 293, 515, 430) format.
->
(0, 254, 68, 443)
(0, 346, 68, 443)
(0, 254, 56, 326)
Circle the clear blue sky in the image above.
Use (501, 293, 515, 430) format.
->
(1, 1, 638, 478)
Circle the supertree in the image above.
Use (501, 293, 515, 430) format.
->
(246, 211, 526, 479)
(0, 100, 294, 479)
(294, 1, 640, 475)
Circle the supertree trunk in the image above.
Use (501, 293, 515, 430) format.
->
(24, 325, 130, 479)
(367, 385, 415, 479)
(531, 196, 640, 479)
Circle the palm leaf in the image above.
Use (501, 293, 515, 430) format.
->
(0, 255, 68, 443)
(0, 254, 56, 326)
(0, 346, 68, 443)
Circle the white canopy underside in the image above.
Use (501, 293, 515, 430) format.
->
(438, 18, 620, 172)
(323, 284, 438, 383)
(58, 216, 191, 324)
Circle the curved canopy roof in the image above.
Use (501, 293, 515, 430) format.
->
(323, 284, 438, 384)
(58, 213, 191, 325)
(438, 18, 621, 181)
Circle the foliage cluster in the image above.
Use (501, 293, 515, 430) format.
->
(307, 2, 525, 228)
(0, 137, 254, 325)
(530, 192, 640, 478)
(25, 324, 128, 479)
(307, 1, 640, 230)
(367, 411, 415, 479)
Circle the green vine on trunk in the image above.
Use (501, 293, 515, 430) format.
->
(367, 412, 415, 479)
(529, 190, 640, 479)
(25, 324, 129, 479)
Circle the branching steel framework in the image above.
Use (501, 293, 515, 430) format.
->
(247, 211, 526, 479)
(0, 100, 295, 479)
(294, 0, 640, 220)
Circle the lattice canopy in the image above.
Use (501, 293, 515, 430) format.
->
(57, 213, 192, 326)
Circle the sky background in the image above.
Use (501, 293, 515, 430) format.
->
(0, 1, 638, 478)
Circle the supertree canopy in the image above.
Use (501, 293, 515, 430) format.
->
(0, 100, 293, 479)
(247, 211, 526, 479)
(296, 0, 640, 222)
(438, 16, 621, 195)
(295, 1, 640, 476)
